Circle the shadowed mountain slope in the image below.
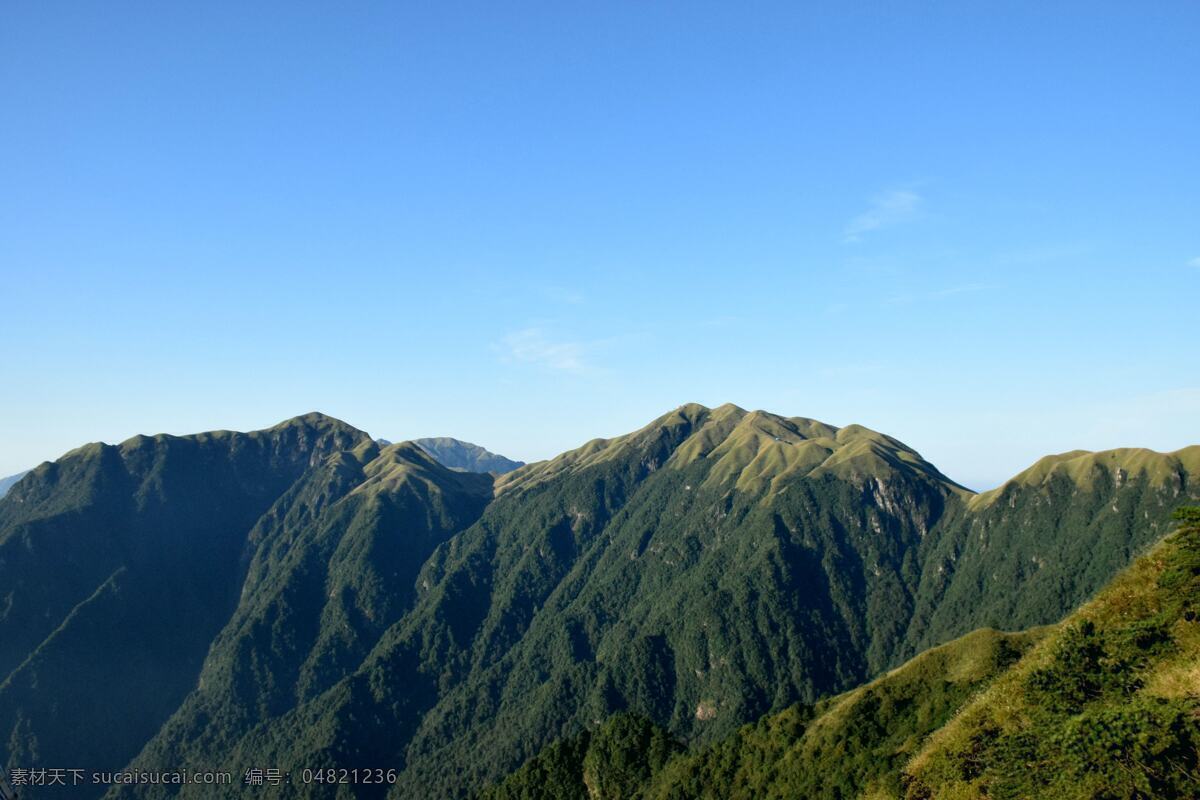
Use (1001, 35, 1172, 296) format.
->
(0, 413, 371, 788)
(0, 415, 491, 800)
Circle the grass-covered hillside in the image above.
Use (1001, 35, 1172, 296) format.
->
(904, 506, 1200, 798)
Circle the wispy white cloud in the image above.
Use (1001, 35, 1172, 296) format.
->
(1189, 256, 1200, 269)
(994, 243, 1092, 265)
(818, 362, 887, 379)
(843, 189, 922, 243)
(931, 282, 997, 298)
(695, 315, 741, 329)
(495, 327, 588, 373)
(540, 286, 586, 304)
(884, 283, 997, 306)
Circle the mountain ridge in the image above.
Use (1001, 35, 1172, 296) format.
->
(968, 443, 1200, 509)
(495, 403, 969, 499)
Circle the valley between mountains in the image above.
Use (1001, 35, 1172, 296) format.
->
(1, 404, 1197, 799)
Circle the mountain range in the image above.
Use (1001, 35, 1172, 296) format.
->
(0, 405, 1196, 799)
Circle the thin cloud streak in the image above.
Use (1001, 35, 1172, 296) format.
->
(843, 189, 922, 243)
(540, 286, 586, 305)
(994, 243, 1092, 265)
(495, 328, 589, 373)
(931, 282, 999, 298)
(883, 283, 998, 306)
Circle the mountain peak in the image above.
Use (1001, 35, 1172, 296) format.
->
(268, 411, 366, 435)
(497, 403, 965, 497)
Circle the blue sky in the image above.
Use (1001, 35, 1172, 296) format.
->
(2, 2, 1198, 488)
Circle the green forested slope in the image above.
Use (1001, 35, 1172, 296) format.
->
(0, 416, 491, 800)
(480, 628, 1044, 800)
(121, 405, 1198, 799)
(476, 713, 683, 800)
(904, 446, 1200, 659)
(112, 439, 492, 798)
(643, 628, 1045, 800)
(481, 507, 1200, 800)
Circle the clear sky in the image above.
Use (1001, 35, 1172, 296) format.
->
(2, 2, 1198, 489)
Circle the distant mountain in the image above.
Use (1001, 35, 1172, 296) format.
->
(414, 437, 524, 474)
(0, 471, 26, 498)
(0, 405, 1196, 799)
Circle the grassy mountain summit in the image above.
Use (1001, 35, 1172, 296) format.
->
(0, 405, 1197, 799)
(495, 403, 966, 498)
(413, 437, 525, 474)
